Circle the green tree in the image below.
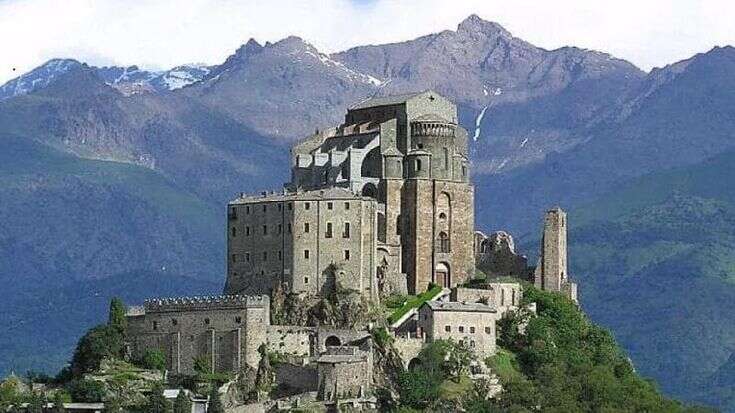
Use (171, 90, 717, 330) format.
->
(147, 382, 171, 413)
(51, 392, 66, 413)
(193, 355, 212, 375)
(139, 349, 167, 371)
(173, 388, 192, 413)
(207, 384, 224, 413)
(70, 324, 123, 376)
(108, 297, 127, 335)
(67, 379, 106, 402)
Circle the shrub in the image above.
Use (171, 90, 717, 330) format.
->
(172, 388, 191, 413)
(108, 297, 127, 336)
(139, 349, 167, 371)
(384, 294, 408, 309)
(146, 382, 170, 413)
(67, 378, 106, 402)
(193, 355, 212, 375)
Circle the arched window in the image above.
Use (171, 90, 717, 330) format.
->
(439, 231, 450, 253)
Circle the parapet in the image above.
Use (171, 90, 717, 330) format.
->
(141, 294, 270, 313)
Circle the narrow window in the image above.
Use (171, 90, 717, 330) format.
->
(470, 340, 476, 348)
(305, 202, 311, 210)
(246, 226, 250, 236)
(278, 203, 282, 211)
(287, 223, 292, 233)
(344, 250, 350, 260)
(327, 202, 333, 210)
(462, 166, 467, 177)
(304, 223, 310, 233)
(245, 252, 250, 262)
(470, 326, 475, 334)
(231, 254, 238, 263)
(304, 250, 310, 259)
(235, 316, 242, 324)
(153, 321, 158, 331)
(246, 206, 250, 214)
(262, 204, 267, 212)
(445, 325, 451, 332)
(512, 290, 516, 306)
(278, 224, 282, 234)
(172, 319, 178, 326)
(278, 250, 282, 261)
(343, 222, 351, 238)
(231, 227, 237, 237)
(416, 159, 422, 171)
(344, 202, 350, 210)
(304, 277, 309, 284)
(288, 203, 293, 210)
(485, 327, 492, 334)
(443, 147, 449, 168)
(263, 225, 267, 235)
(459, 326, 465, 333)
(325, 222, 333, 238)
(263, 251, 267, 261)
(204, 318, 210, 325)
(501, 289, 505, 306)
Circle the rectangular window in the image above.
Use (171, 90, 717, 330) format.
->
(246, 226, 250, 236)
(278, 250, 282, 261)
(344, 202, 350, 210)
(246, 206, 250, 214)
(443, 147, 449, 169)
(231, 227, 237, 237)
(304, 277, 309, 284)
(245, 252, 250, 262)
(288, 203, 293, 210)
(304, 223, 310, 233)
(231, 254, 238, 263)
(344, 250, 350, 260)
(445, 325, 451, 332)
(470, 326, 475, 334)
(262, 205, 267, 212)
(278, 203, 282, 211)
(263, 225, 267, 235)
(235, 316, 242, 324)
(304, 250, 310, 259)
(485, 327, 492, 334)
(153, 321, 158, 331)
(325, 222, 333, 238)
(327, 202, 333, 210)
(343, 222, 351, 238)
(263, 252, 267, 261)
(305, 202, 310, 210)
(287, 223, 292, 233)
(459, 326, 465, 333)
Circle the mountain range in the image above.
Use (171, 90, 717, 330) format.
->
(1, 13, 734, 411)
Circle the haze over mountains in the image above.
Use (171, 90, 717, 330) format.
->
(1, 14, 735, 411)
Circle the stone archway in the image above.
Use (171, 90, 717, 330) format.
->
(435, 262, 450, 288)
(325, 335, 342, 347)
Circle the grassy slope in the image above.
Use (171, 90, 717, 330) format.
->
(554, 149, 735, 411)
(0, 134, 221, 376)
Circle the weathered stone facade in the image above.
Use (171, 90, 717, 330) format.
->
(417, 301, 500, 358)
(474, 231, 530, 280)
(451, 284, 523, 312)
(534, 207, 578, 302)
(226, 90, 475, 296)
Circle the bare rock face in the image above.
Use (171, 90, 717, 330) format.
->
(476, 231, 530, 279)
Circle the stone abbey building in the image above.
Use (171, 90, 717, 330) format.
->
(125, 92, 578, 406)
(225, 90, 474, 297)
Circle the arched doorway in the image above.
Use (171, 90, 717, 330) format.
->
(435, 262, 450, 288)
(361, 183, 377, 199)
(325, 335, 341, 347)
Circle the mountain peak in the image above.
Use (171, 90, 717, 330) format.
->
(236, 38, 263, 57)
(457, 14, 511, 37)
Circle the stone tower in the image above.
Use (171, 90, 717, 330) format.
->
(534, 207, 577, 302)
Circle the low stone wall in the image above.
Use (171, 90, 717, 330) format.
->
(274, 363, 318, 397)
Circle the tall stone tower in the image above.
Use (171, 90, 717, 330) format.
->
(534, 207, 577, 302)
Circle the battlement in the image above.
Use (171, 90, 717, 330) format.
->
(142, 294, 269, 313)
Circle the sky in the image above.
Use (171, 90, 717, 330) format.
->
(1, 0, 734, 84)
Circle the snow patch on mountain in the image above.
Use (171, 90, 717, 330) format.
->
(0, 59, 82, 101)
(473, 105, 489, 141)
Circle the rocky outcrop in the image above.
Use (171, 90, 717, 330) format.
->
(476, 231, 530, 280)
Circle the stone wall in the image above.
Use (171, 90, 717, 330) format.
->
(417, 303, 499, 358)
(266, 326, 314, 357)
(126, 295, 270, 373)
(451, 284, 523, 311)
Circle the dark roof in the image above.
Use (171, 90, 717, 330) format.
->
(423, 300, 497, 313)
(350, 90, 429, 110)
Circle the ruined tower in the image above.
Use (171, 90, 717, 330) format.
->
(534, 207, 578, 302)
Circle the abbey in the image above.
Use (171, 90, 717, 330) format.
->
(125, 91, 578, 408)
(225, 90, 474, 297)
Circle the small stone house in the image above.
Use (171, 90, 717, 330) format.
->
(417, 301, 500, 357)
